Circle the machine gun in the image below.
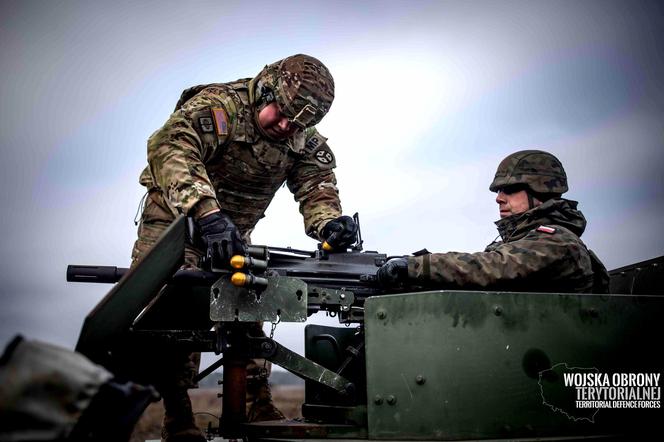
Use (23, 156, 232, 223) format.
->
(68, 213, 395, 322)
(68, 215, 395, 437)
(68, 215, 664, 441)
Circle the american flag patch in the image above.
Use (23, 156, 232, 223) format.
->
(537, 225, 556, 234)
(211, 107, 229, 136)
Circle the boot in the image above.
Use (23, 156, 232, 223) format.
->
(246, 379, 286, 422)
(161, 388, 206, 442)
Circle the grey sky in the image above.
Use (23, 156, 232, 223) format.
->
(1, 0, 663, 362)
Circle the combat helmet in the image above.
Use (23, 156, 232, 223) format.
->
(252, 54, 334, 129)
(489, 150, 568, 195)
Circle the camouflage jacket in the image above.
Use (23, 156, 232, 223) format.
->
(138, 80, 342, 240)
(408, 199, 609, 293)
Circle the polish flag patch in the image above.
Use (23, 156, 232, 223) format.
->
(537, 225, 556, 234)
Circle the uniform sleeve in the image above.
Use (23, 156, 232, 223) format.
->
(407, 228, 589, 289)
(287, 127, 342, 240)
(147, 90, 235, 216)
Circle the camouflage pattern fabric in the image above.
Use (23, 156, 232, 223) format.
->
(132, 190, 203, 268)
(131, 63, 341, 429)
(408, 199, 609, 293)
(132, 79, 342, 266)
(489, 150, 568, 194)
(253, 54, 335, 128)
(0, 336, 112, 440)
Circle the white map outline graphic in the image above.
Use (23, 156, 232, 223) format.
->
(538, 362, 600, 423)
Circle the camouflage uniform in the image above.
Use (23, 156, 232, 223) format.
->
(131, 83, 341, 267)
(408, 150, 608, 293)
(403, 150, 609, 293)
(408, 198, 607, 293)
(130, 55, 341, 440)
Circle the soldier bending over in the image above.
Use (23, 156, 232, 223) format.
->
(132, 54, 358, 442)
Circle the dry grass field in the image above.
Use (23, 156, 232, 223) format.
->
(130, 385, 304, 442)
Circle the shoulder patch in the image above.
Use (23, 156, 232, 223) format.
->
(211, 107, 229, 135)
(314, 149, 334, 165)
(536, 225, 557, 234)
(305, 135, 322, 152)
(198, 115, 214, 133)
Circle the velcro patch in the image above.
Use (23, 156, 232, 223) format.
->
(198, 116, 214, 133)
(305, 135, 321, 151)
(211, 107, 229, 136)
(537, 225, 557, 234)
(315, 149, 334, 164)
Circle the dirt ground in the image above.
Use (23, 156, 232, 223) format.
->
(130, 385, 304, 442)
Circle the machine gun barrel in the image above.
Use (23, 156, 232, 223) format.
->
(67, 265, 128, 283)
(67, 265, 224, 285)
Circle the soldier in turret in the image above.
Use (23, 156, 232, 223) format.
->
(378, 150, 609, 294)
(131, 54, 358, 442)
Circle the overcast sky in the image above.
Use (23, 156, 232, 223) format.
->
(1, 0, 663, 365)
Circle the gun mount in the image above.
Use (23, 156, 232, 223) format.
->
(69, 216, 664, 441)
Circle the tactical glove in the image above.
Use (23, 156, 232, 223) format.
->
(321, 216, 358, 250)
(377, 258, 409, 286)
(197, 211, 246, 270)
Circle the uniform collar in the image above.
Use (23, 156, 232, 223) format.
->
(494, 198, 587, 242)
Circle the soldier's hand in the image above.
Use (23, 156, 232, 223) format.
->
(197, 211, 246, 268)
(322, 216, 358, 250)
(377, 258, 409, 286)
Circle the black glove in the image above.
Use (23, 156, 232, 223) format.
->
(377, 258, 409, 286)
(321, 215, 358, 250)
(197, 211, 246, 269)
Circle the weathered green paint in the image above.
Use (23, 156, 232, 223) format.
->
(209, 275, 307, 322)
(608, 255, 664, 295)
(309, 286, 355, 312)
(240, 420, 368, 441)
(270, 341, 353, 394)
(304, 324, 367, 412)
(364, 290, 663, 440)
(76, 215, 185, 363)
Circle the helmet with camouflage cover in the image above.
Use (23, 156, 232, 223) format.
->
(253, 54, 334, 129)
(489, 150, 568, 195)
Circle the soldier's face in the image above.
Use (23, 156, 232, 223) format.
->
(257, 102, 299, 139)
(496, 188, 538, 218)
